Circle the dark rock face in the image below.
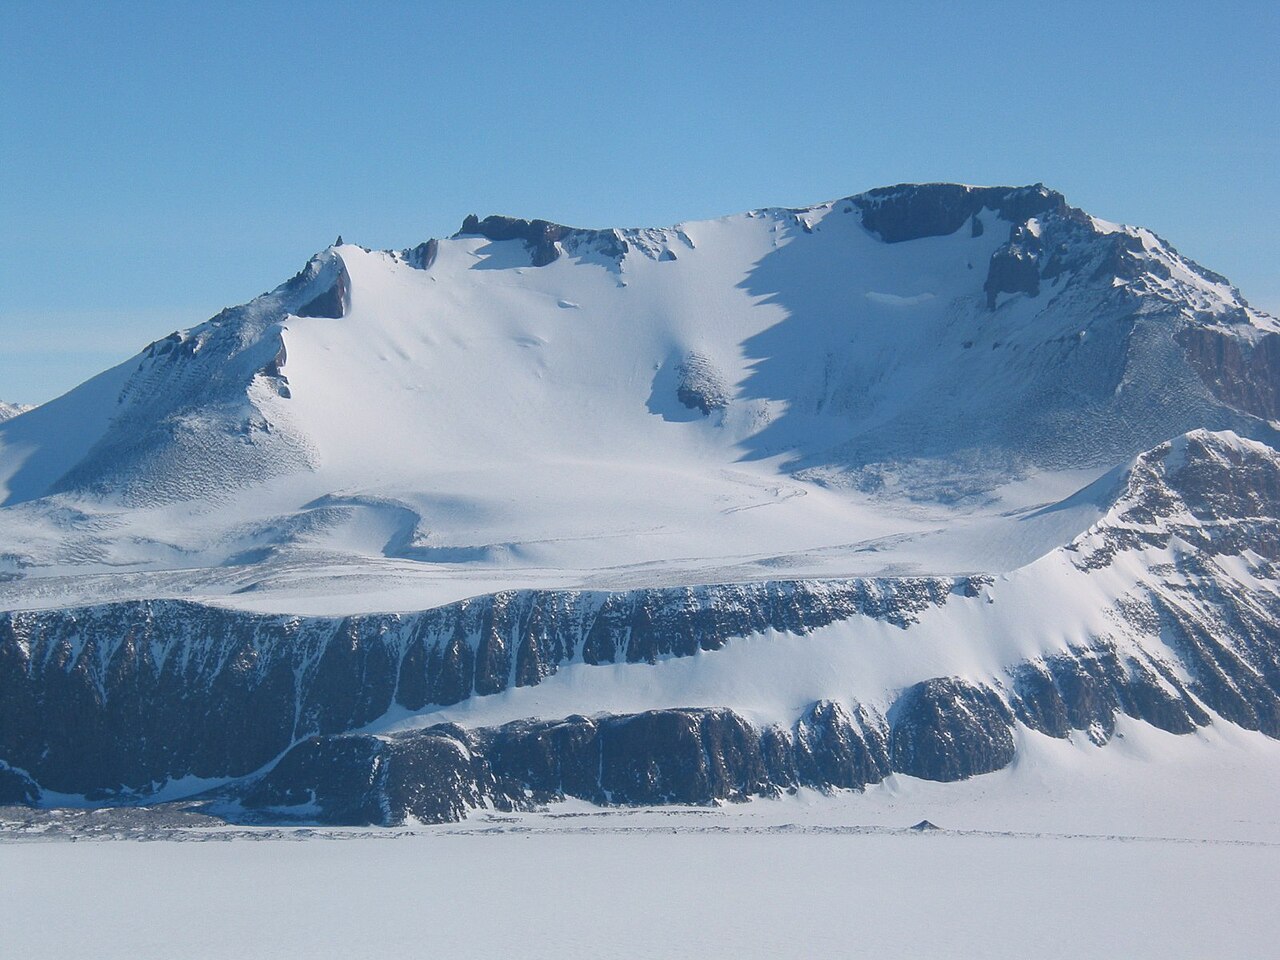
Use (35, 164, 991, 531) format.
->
(0, 762, 40, 805)
(1070, 432, 1280, 569)
(0, 577, 973, 798)
(793, 700, 890, 790)
(404, 238, 440, 270)
(242, 728, 492, 825)
(237, 644, 1227, 825)
(890, 679, 1015, 781)
(1011, 645, 1213, 744)
(597, 709, 771, 805)
(296, 261, 350, 318)
(1011, 654, 1120, 742)
(241, 702, 892, 825)
(853, 183, 1068, 243)
(675, 354, 730, 415)
(242, 735, 388, 824)
(1178, 326, 1280, 423)
(457, 214, 628, 267)
(985, 223, 1043, 307)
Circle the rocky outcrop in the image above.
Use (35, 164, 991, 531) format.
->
(296, 260, 350, 318)
(0, 577, 975, 798)
(242, 708, 823, 824)
(889, 678, 1015, 781)
(792, 699, 890, 790)
(1067, 431, 1280, 569)
(675, 353, 730, 415)
(0, 402, 32, 424)
(229, 647, 1230, 825)
(240, 702, 902, 825)
(0, 762, 39, 805)
(241, 729, 491, 825)
(984, 222, 1042, 307)
(457, 214, 628, 267)
(403, 238, 440, 270)
(1178, 325, 1280, 423)
(853, 183, 1069, 243)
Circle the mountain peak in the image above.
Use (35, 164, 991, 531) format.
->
(850, 181, 1072, 243)
(454, 213, 628, 267)
(0, 402, 32, 423)
(2, 182, 1275, 521)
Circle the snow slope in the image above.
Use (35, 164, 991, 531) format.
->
(8, 726, 1280, 960)
(5, 183, 1280, 833)
(0, 183, 1275, 615)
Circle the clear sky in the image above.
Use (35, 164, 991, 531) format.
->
(2, 1, 1277, 404)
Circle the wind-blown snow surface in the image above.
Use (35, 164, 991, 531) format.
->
(7, 728, 1280, 960)
(6, 832, 1278, 960)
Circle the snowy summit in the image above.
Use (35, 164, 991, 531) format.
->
(3, 183, 1280, 827)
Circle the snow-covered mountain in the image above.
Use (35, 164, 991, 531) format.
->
(3, 182, 1280, 819)
(0, 402, 31, 423)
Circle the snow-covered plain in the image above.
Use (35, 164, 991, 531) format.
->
(7, 832, 1277, 960)
(7, 723, 1280, 960)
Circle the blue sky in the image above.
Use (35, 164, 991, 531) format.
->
(2, 1, 1276, 404)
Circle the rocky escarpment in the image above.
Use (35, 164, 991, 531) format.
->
(852, 182, 1071, 244)
(0, 577, 976, 799)
(295, 259, 351, 319)
(456, 214, 629, 267)
(1068, 430, 1280, 568)
(1177, 325, 1280, 422)
(238, 577, 1255, 827)
(2, 554, 1274, 819)
(0, 761, 39, 805)
(4, 432, 1280, 820)
(984, 221, 1044, 307)
(238, 652, 1219, 826)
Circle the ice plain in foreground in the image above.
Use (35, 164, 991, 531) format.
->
(6, 719, 1280, 959)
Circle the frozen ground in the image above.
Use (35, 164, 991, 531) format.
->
(5, 831, 1277, 960)
(4, 722, 1280, 959)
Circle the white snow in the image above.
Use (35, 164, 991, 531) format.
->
(2, 192, 1280, 952)
(0, 203, 1143, 615)
(6, 727, 1280, 959)
(0, 401, 32, 422)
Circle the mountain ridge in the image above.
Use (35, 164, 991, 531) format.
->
(4, 182, 1280, 821)
(3, 428, 1279, 817)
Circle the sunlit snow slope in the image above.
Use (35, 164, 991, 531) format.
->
(0, 183, 1275, 615)
(6, 183, 1280, 814)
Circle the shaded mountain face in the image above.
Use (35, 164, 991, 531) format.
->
(2, 183, 1280, 820)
